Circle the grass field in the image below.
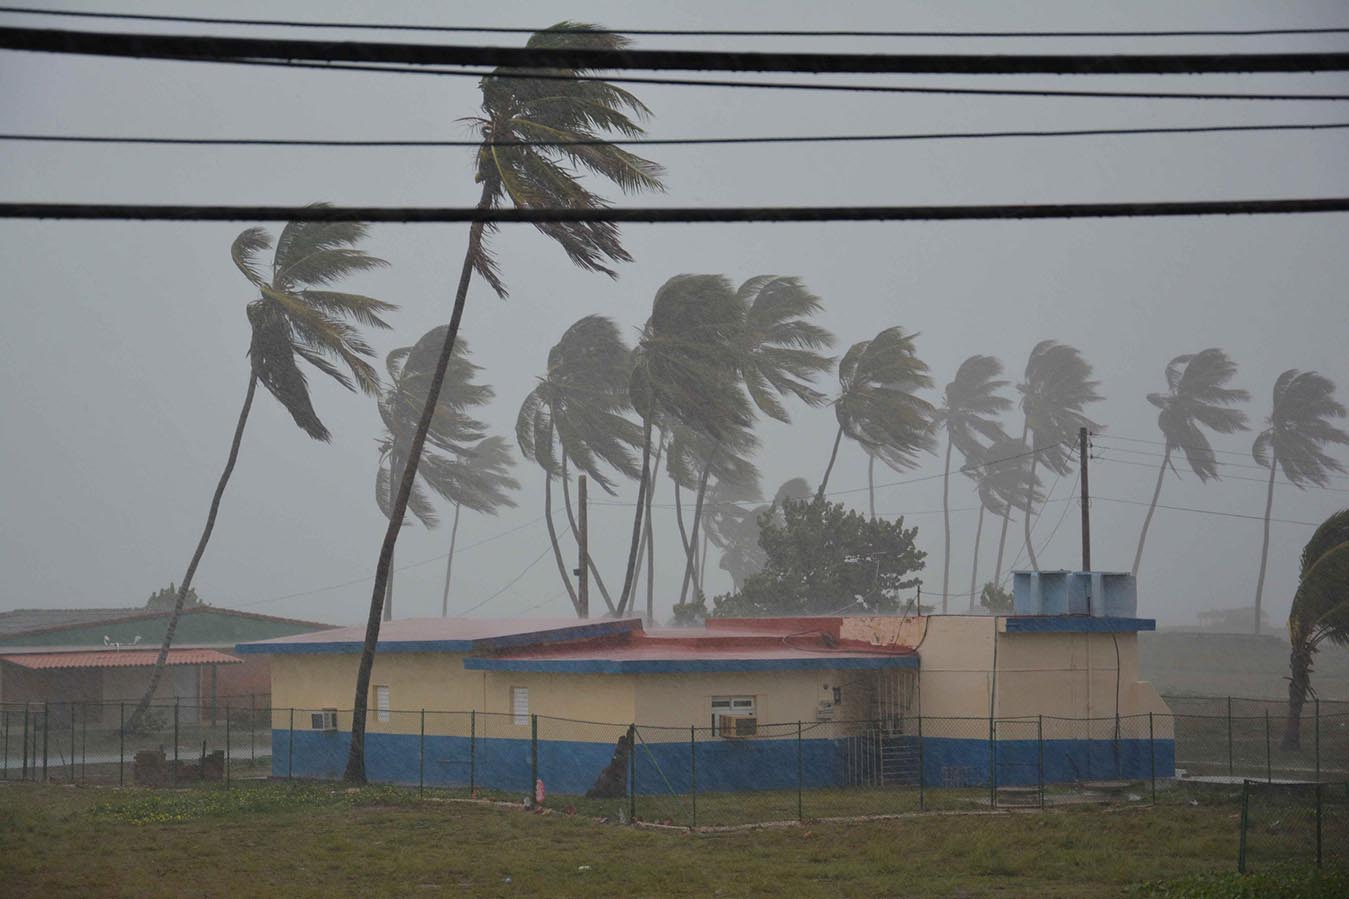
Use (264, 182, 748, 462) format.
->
(1, 780, 1342, 898)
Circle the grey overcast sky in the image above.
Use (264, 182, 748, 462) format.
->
(1, 1, 1346, 629)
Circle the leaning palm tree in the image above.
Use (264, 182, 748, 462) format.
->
(931, 356, 1011, 612)
(1131, 349, 1249, 577)
(1281, 509, 1349, 749)
(436, 436, 520, 615)
(130, 213, 393, 730)
(1016, 340, 1102, 571)
(517, 315, 642, 616)
(346, 24, 664, 782)
(618, 275, 753, 617)
(979, 437, 1045, 592)
(818, 327, 934, 500)
(1251, 370, 1349, 634)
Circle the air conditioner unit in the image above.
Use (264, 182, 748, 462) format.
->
(311, 709, 338, 731)
(719, 715, 757, 739)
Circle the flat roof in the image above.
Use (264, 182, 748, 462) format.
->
(235, 617, 643, 655)
(0, 648, 242, 670)
(465, 642, 918, 674)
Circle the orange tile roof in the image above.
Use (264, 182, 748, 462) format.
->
(0, 648, 243, 670)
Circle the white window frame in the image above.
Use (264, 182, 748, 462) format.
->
(711, 695, 755, 735)
(375, 685, 390, 723)
(311, 709, 338, 731)
(511, 686, 529, 726)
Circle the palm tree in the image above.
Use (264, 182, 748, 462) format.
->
(517, 315, 642, 615)
(717, 478, 812, 591)
(978, 437, 1045, 594)
(818, 327, 934, 501)
(346, 23, 664, 782)
(376, 328, 491, 621)
(130, 214, 393, 730)
(1281, 509, 1349, 749)
(1251, 370, 1349, 634)
(437, 437, 520, 615)
(1131, 349, 1249, 577)
(931, 356, 1011, 612)
(618, 275, 753, 617)
(1016, 340, 1102, 571)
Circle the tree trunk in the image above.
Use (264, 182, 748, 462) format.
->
(1022, 453, 1041, 571)
(1280, 642, 1311, 750)
(560, 458, 615, 613)
(616, 413, 655, 617)
(868, 454, 876, 520)
(940, 437, 953, 614)
(1131, 446, 1171, 577)
(673, 480, 691, 557)
(968, 504, 985, 611)
(344, 179, 493, 783)
(679, 462, 712, 605)
(818, 425, 844, 499)
(440, 503, 461, 616)
(1252, 454, 1278, 635)
(128, 374, 257, 730)
(644, 438, 662, 624)
(994, 510, 1011, 586)
(699, 529, 709, 594)
(544, 464, 581, 615)
(383, 449, 398, 623)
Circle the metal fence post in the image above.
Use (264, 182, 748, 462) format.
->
(172, 699, 180, 787)
(80, 702, 87, 784)
(1149, 712, 1156, 805)
(690, 725, 697, 830)
(627, 723, 637, 824)
(42, 701, 49, 782)
(70, 703, 76, 783)
(530, 714, 538, 800)
(225, 702, 231, 790)
(21, 704, 29, 780)
(2, 705, 8, 781)
(988, 716, 996, 809)
(787, 718, 798, 820)
(469, 710, 476, 795)
(1227, 696, 1234, 777)
(419, 709, 426, 798)
(1264, 709, 1271, 784)
(917, 713, 925, 812)
(287, 708, 294, 781)
(118, 702, 124, 787)
(1037, 715, 1045, 809)
(1315, 781, 1323, 867)
(1313, 698, 1320, 783)
(1238, 779, 1249, 873)
(249, 694, 256, 767)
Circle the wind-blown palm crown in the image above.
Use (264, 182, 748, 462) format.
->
(1132, 348, 1249, 576)
(1281, 509, 1349, 748)
(819, 327, 935, 496)
(516, 315, 643, 493)
(466, 23, 665, 296)
(732, 276, 835, 423)
(232, 211, 394, 440)
(1251, 370, 1348, 633)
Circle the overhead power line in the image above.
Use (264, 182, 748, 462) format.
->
(4, 8, 1347, 40)
(5, 198, 1349, 224)
(4, 26, 1349, 75)
(1093, 495, 1320, 526)
(7, 121, 1349, 150)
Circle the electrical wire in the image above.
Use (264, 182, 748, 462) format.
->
(4, 8, 1347, 40)
(453, 544, 554, 616)
(1093, 440, 1349, 484)
(8, 121, 1349, 149)
(1094, 453, 1349, 493)
(1090, 494, 1320, 525)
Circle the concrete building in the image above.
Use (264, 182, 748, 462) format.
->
(239, 571, 1173, 793)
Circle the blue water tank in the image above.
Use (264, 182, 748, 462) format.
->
(1012, 571, 1137, 617)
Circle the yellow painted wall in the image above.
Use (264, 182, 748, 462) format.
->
(633, 668, 878, 730)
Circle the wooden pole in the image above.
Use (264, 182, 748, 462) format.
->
(1079, 427, 1091, 571)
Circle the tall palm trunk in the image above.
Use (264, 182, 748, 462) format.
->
(818, 424, 845, 499)
(679, 462, 711, 604)
(868, 455, 876, 520)
(674, 481, 691, 557)
(940, 437, 953, 613)
(128, 373, 257, 730)
(994, 510, 1011, 586)
(644, 438, 663, 624)
(699, 529, 709, 594)
(616, 413, 655, 616)
(1280, 641, 1312, 749)
(1022, 453, 1042, 571)
(560, 458, 615, 613)
(1131, 446, 1172, 577)
(440, 503, 461, 616)
(968, 504, 986, 611)
(345, 179, 493, 783)
(544, 466, 582, 615)
(383, 449, 399, 623)
(1252, 454, 1278, 635)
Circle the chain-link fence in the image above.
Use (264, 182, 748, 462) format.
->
(1240, 780, 1348, 873)
(1162, 695, 1348, 783)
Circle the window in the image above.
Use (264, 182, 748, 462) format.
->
(311, 709, 338, 731)
(375, 685, 390, 723)
(511, 687, 529, 725)
(711, 696, 755, 735)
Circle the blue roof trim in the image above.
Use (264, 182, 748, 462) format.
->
(1001, 616, 1156, 634)
(463, 655, 919, 674)
(235, 618, 642, 656)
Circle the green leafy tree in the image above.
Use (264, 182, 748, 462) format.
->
(131, 213, 392, 730)
(1282, 509, 1349, 748)
(1016, 340, 1102, 570)
(931, 356, 1011, 612)
(145, 583, 201, 612)
(818, 328, 934, 505)
(716, 477, 812, 591)
(711, 497, 925, 617)
(979, 582, 1014, 614)
(1132, 349, 1249, 576)
(517, 315, 642, 615)
(346, 24, 663, 782)
(1251, 370, 1348, 634)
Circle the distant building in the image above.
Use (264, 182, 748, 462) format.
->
(240, 571, 1172, 792)
(0, 606, 332, 722)
(1193, 606, 1271, 634)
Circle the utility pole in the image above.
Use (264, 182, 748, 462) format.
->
(1079, 427, 1091, 572)
(577, 475, 589, 618)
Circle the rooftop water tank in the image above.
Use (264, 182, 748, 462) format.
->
(1012, 571, 1137, 617)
